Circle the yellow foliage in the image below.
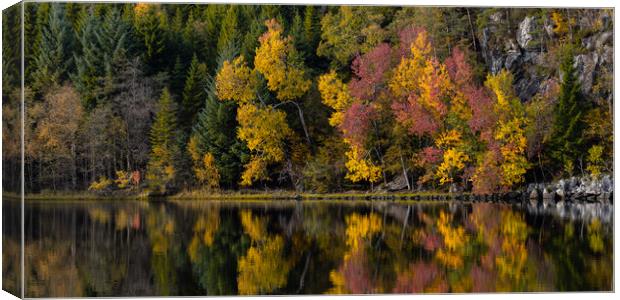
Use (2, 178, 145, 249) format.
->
(495, 117, 529, 187)
(114, 170, 130, 189)
(551, 11, 568, 36)
(344, 142, 382, 184)
(436, 211, 468, 269)
(237, 236, 290, 295)
(435, 129, 462, 148)
(388, 30, 433, 98)
(195, 153, 220, 189)
(344, 213, 382, 250)
(236, 104, 292, 186)
(254, 19, 310, 100)
(318, 70, 354, 126)
(586, 145, 605, 178)
(495, 211, 529, 284)
(436, 148, 469, 185)
(587, 218, 604, 253)
(89, 176, 113, 191)
(237, 104, 291, 162)
(327, 270, 347, 294)
(485, 70, 517, 116)
(215, 56, 258, 104)
(240, 210, 268, 242)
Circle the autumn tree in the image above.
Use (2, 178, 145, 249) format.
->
(146, 88, 180, 193)
(472, 70, 529, 193)
(34, 85, 83, 190)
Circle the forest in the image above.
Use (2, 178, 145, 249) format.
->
(1, 3, 614, 196)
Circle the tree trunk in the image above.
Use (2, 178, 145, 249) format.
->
(399, 150, 411, 190)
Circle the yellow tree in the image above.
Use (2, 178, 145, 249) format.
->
(254, 19, 312, 145)
(215, 53, 293, 187)
(473, 70, 529, 192)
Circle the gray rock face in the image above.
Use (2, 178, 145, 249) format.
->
(478, 14, 611, 103)
(574, 53, 598, 93)
(517, 16, 538, 50)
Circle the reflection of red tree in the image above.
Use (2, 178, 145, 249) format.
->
(470, 265, 495, 292)
(393, 262, 448, 293)
(422, 232, 442, 252)
(341, 248, 373, 294)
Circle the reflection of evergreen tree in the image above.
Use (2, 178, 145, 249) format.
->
(189, 212, 249, 295)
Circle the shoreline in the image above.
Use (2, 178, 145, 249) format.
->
(5, 188, 612, 204)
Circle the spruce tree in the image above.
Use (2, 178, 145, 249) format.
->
(192, 42, 248, 188)
(550, 45, 585, 175)
(32, 3, 75, 95)
(180, 54, 208, 132)
(147, 88, 180, 193)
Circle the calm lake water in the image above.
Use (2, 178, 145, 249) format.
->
(2, 199, 613, 296)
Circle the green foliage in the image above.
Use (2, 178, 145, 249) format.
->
(32, 3, 75, 94)
(550, 45, 586, 176)
(180, 55, 208, 131)
(147, 88, 180, 193)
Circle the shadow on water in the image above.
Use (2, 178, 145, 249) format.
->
(3, 199, 613, 296)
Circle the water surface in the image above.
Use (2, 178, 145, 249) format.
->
(2, 199, 613, 296)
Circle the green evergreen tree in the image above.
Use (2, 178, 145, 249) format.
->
(181, 54, 208, 132)
(72, 8, 131, 110)
(192, 42, 248, 188)
(147, 88, 180, 193)
(32, 3, 75, 94)
(550, 45, 586, 175)
(216, 6, 241, 56)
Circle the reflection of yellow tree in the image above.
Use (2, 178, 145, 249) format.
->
(345, 212, 382, 250)
(89, 207, 111, 224)
(187, 206, 221, 263)
(436, 211, 468, 269)
(328, 213, 382, 294)
(587, 218, 604, 253)
(147, 208, 177, 296)
(237, 210, 290, 295)
(238, 236, 289, 295)
(25, 241, 83, 297)
(495, 210, 537, 292)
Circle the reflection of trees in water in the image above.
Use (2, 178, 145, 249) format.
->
(20, 201, 613, 296)
(2, 237, 21, 296)
(236, 210, 292, 295)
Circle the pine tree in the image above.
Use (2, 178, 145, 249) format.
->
(550, 46, 586, 175)
(72, 8, 131, 110)
(32, 3, 75, 95)
(147, 88, 180, 193)
(181, 54, 208, 132)
(192, 42, 248, 188)
(217, 6, 241, 57)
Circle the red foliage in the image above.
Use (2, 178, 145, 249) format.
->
(393, 262, 447, 293)
(464, 86, 495, 134)
(470, 265, 495, 292)
(349, 43, 392, 101)
(339, 101, 376, 147)
(445, 48, 473, 86)
(392, 97, 440, 136)
(422, 232, 443, 252)
(342, 248, 373, 294)
(420, 147, 443, 165)
(397, 26, 426, 59)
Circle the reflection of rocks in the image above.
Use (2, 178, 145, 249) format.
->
(525, 201, 613, 224)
